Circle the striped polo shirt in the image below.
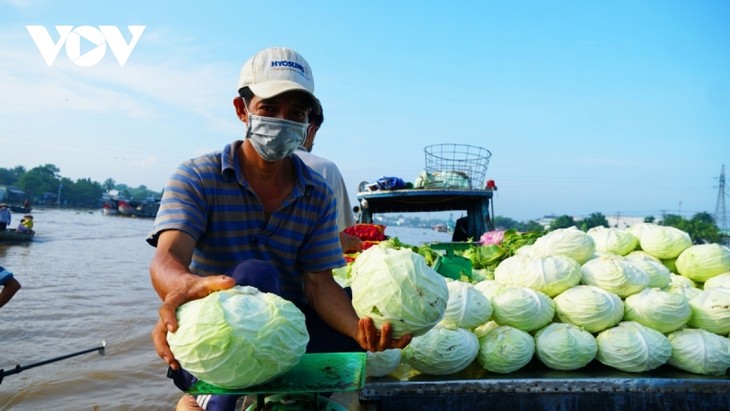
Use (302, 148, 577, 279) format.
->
(147, 140, 345, 304)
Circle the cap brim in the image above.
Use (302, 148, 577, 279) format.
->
(248, 81, 320, 114)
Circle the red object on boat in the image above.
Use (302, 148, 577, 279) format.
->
(343, 224, 387, 241)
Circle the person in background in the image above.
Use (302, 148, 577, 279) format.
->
(0, 265, 22, 308)
(0, 203, 10, 231)
(147, 46, 410, 411)
(17, 214, 34, 233)
(295, 104, 363, 254)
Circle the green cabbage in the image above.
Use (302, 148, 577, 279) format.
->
(623, 288, 692, 333)
(675, 244, 730, 283)
(531, 226, 596, 264)
(595, 321, 672, 373)
(624, 251, 672, 289)
(667, 328, 730, 376)
(494, 253, 581, 297)
(351, 245, 448, 338)
(661, 275, 704, 314)
(586, 226, 638, 256)
(472, 279, 507, 302)
(477, 325, 535, 374)
(167, 286, 309, 389)
(688, 287, 730, 335)
(440, 280, 493, 329)
(636, 224, 692, 260)
(402, 326, 479, 375)
(702, 272, 730, 290)
(365, 349, 402, 377)
(534, 322, 597, 371)
(626, 222, 654, 244)
(580, 255, 648, 298)
(490, 286, 555, 332)
(553, 285, 624, 333)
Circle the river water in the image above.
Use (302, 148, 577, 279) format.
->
(0, 209, 450, 410)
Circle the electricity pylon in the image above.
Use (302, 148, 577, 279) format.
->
(715, 164, 727, 232)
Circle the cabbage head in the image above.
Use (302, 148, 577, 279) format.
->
(623, 288, 692, 333)
(688, 287, 730, 335)
(472, 279, 507, 302)
(637, 224, 692, 260)
(553, 285, 624, 333)
(595, 321, 672, 373)
(667, 328, 730, 376)
(365, 349, 402, 377)
(477, 325, 535, 374)
(440, 280, 493, 329)
(531, 226, 596, 264)
(534, 323, 597, 371)
(351, 245, 448, 338)
(703, 272, 730, 290)
(491, 286, 555, 332)
(402, 326, 479, 375)
(675, 244, 730, 283)
(167, 286, 309, 389)
(494, 253, 581, 297)
(663, 280, 703, 302)
(580, 255, 648, 298)
(625, 251, 671, 289)
(626, 222, 655, 244)
(587, 226, 638, 256)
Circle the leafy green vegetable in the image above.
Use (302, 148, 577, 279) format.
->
(351, 245, 448, 338)
(477, 325, 535, 374)
(623, 288, 692, 333)
(595, 321, 672, 373)
(667, 328, 730, 376)
(167, 286, 309, 389)
(534, 323, 597, 371)
(403, 326, 480, 376)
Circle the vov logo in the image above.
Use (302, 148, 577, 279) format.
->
(26, 25, 145, 67)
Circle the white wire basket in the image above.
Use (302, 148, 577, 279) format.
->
(423, 144, 491, 189)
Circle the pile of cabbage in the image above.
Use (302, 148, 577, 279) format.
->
(353, 224, 730, 378)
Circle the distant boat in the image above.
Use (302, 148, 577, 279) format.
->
(433, 224, 448, 233)
(117, 198, 160, 218)
(0, 228, 35, 242)
(10, 204, 32, 213)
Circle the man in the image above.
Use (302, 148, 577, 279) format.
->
(0, 265, 21, 308)
(147, 47, 410, 411)
(0, 203, 10, 231)
(295, 105, 363, 254)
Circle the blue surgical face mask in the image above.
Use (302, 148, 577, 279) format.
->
(245, 113, 307, 162)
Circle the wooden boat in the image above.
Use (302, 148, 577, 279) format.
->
(0, 229, 35, 242)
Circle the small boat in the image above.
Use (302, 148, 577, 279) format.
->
(117, 198, 160, 218)
(0, 229, 35, 242)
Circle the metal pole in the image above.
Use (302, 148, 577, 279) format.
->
(0, 340, 106, 384)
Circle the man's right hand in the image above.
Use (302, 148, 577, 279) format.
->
(151, 275, 236, 369)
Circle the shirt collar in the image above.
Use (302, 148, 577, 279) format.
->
(222, 140, 317, 196)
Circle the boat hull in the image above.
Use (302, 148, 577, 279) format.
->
(0, 229, 35, 242)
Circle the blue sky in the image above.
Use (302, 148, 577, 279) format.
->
(1, 1, 728, 222)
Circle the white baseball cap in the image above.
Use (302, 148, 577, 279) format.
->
(237, 47, 317, 105)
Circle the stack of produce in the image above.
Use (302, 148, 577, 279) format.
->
(350, 224, 730, 378)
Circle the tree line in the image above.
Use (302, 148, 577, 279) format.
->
(494, 211, 727, 245)
(0, 164, 162, 208)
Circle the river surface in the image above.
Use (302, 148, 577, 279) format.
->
(0, 209, 450, 411)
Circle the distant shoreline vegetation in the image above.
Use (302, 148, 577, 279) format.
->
(0, 163, 162, 209)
